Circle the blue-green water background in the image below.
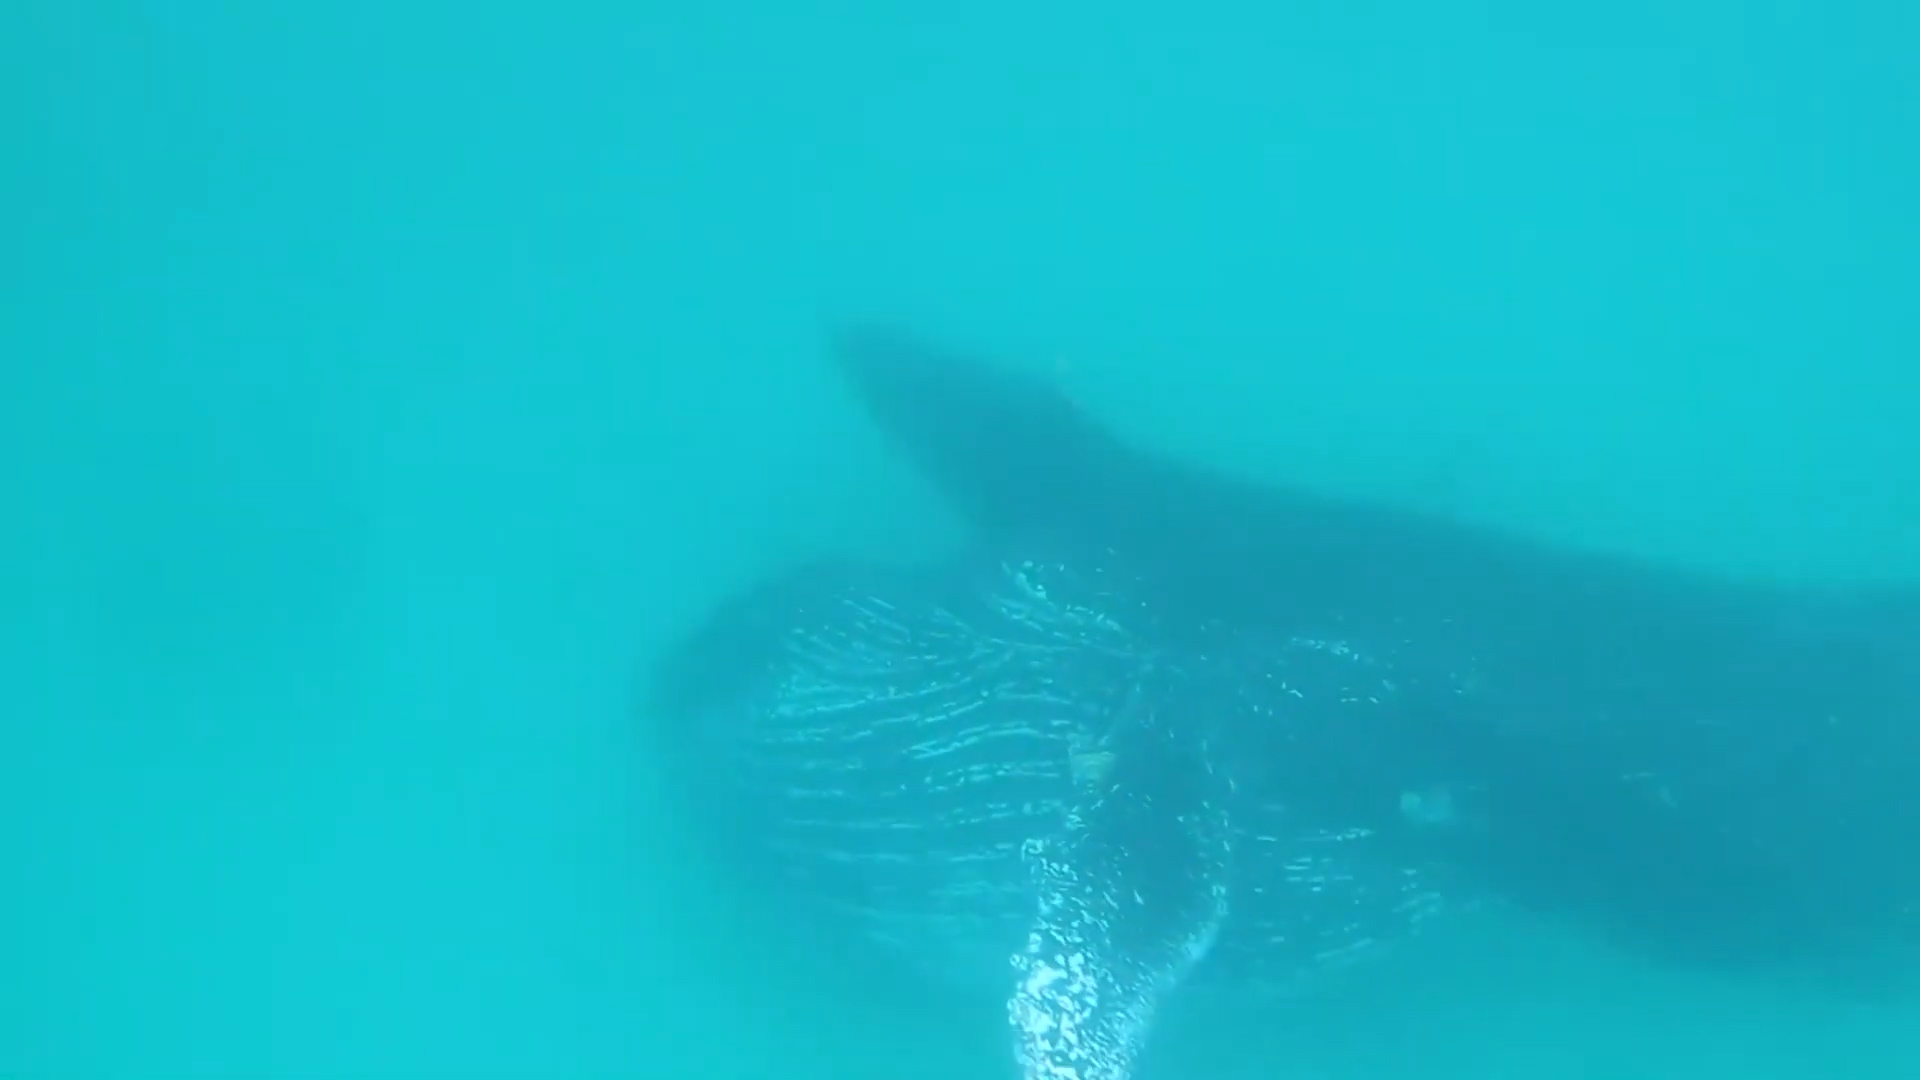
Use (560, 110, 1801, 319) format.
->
(5, 3, 1916, 1077)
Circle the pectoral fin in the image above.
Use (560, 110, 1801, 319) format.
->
(1009, 732, 1230, 1080)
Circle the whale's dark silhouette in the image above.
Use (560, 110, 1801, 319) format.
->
(825, 322, 1920, 980)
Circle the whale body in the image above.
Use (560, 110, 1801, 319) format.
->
(638, 321, 1915, 1078)
(824, 322, 1920, 978)
(648, 553, 1460, 1079)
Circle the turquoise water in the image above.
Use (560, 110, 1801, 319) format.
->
(4, 2, 1915, 1077)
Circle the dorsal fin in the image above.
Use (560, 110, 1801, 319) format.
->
(829, 323, 1140, 546)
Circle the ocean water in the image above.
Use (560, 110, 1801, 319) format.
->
(3, 2, 1915, 1077)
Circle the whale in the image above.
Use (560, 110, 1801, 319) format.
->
(823, 322, 1920, 980)
(647, 552, 1464, 1080)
